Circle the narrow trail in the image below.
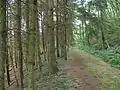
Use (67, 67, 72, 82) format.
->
(66, 48, 100, 90)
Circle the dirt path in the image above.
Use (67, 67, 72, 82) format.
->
(66, 48, 100, 90)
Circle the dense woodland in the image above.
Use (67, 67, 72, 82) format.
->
(0, 0, 120, 90)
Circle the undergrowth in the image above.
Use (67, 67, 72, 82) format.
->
(36, 73, 74, 90)
(76, 41, 120, 68)
(34, 58, 77, 90)
(91, 48, 120, 68)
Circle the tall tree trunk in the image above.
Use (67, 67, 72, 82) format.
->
(100, 10, 106, 49)
(16, 0, 23, 89)
(61, 0, 67, 60)
(41, 14, 47, 61)
(48, 0, 58, 74)
(9, 44, 19, 87)
(35, 3, 42, 70)
(25, 0, 29, 65)
(101, 30, 105, 49)
(66, 2, 73, 47)
(0, 0, 6, 89)
(28, 0, 37, 89)
(6, 1, 10, 86)
(56, 0, 60, 57)
(42, 0, 49, 61)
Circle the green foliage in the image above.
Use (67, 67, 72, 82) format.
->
(76, 40, 120, 68)
(74, 0, 120, 49)
(91, 48, 120, 68)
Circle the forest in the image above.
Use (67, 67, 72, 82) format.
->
(0, 0, 120, 90)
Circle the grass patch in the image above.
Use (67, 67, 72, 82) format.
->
(80, 52, 120, 90)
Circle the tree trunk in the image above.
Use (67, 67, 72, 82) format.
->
(28, 0, 37, 89)
(6, 1, 10, 86)
(56, 0, 60, 57)
(0, 0, 6, 89)
(48, 0, 58, 74)
(36, 4, 42, 70)
(100, 10, 106, 49)
(61, 0, 67, 60)
(16, 0, 24, 89)
(25, 0, 29, 65)
(41, 13, 47, 61)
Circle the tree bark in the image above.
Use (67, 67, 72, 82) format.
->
(48, 0, 58, 74)
(0, 0, 7, 89)
(28, 0, 37, 89)
(56, 0, 60, 57)
(6, 1, 10, 86)
(16, 0, 24, 89)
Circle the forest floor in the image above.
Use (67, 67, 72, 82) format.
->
(66, 47, 100, 90)
(68, 47, 120, 90)
(6, 47, 120, 90)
